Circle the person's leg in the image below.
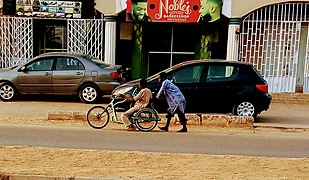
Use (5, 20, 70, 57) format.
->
(122, 105, 139, 130)
(176, 108, 188, 132)
(159, 111, 173, 131)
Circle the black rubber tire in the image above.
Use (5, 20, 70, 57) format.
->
(232, 101, 257, 118)
(86, 106, 109, 129)
(79, 84, 101, 103)
(134, 108, 158, 132)
(0, 82, 16, 101)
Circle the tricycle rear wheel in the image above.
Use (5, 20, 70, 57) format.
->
(134, 108, 159, 132)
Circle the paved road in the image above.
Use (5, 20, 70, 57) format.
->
(1, 98, 309, 158)
(1, 124, 309, 158)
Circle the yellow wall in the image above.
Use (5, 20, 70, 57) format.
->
(95, 0, 116, 14)
(0, 0, 3, 9)
(230, 0, 309, 17)
(94, 0, 309, 18)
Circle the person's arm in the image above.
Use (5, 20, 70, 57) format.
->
(133, 89, 144, 102)
(117, 94, 134, 102)
(156, 80, 166, 99)
(118, 89, 144, 102)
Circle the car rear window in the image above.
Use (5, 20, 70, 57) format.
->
(237, 65, 265, 83)
(81, 54, 110, 68)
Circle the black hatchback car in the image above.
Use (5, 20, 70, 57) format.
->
(112, 60, 272, 118)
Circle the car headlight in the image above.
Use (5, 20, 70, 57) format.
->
(113, 86, 133, 95)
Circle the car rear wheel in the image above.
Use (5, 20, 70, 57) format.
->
(79, 84, 101, 103)
(232, 101, 257, 118)
(0, 82, 16, 101)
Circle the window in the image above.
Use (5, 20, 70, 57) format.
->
(173, 65, 203, 83)
(145, 23, 199, 76)
(56, 57, 84, 70)
(206, 65, 236, 82)
(26, 58, 53, 71)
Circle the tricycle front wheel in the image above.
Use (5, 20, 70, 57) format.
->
(87, 106, 109, 129)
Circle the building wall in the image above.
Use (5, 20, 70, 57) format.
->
(229, 0, 309, 17)
(95, 0, 117, 14)
(238, 1, 309, 93)
(97, 0, 309, 19)
(95, 0, 298, 18)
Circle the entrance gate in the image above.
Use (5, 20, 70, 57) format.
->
(0, 17, 104, 69)
(240, 3, 309, 93)
(0, 17, 33, 68)
(67, 19, 104, 61)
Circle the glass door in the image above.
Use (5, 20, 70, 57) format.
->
(145, 23, 199, 76)
(41, 26, 67, 54)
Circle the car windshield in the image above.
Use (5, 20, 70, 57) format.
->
(147, 67, 173, 81)
(10, 65, 18, 69)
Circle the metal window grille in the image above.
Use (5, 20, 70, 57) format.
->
(240, 3, 309, 93)
(0, 17, 33, 68)
(67, 19, 104, 60)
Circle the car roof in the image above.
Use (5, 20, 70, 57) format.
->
(35, 52, 88, 58)
(145, 59, 253, 81)
(172, 59, 251, 70)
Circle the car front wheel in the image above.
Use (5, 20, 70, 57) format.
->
(0, 82, 16, 101)
(232, 101, 257, 118)
(79, 84, 101, 103)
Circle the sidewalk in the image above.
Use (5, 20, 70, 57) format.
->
(1, 100, 309, 130)
(47, 102, 309, 130)
(254, 103, 309, 129)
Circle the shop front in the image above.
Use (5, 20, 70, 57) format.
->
(0, 0, 107, 69)
(124, 0, 228, 79)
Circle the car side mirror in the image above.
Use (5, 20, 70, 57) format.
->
(19, 66, 28, 72)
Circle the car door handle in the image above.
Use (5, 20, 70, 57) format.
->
(76, 72, 83, 75)
(45, 72, 52, 76)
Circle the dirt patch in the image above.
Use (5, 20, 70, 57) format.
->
(1, 101, 309, 179)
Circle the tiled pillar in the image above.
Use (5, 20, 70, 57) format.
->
(104, 15, 117, 65)
(226, 18, 241, 61)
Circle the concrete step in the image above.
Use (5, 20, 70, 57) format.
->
(47, 111, 254, 128)
(271, 93, 309, 105)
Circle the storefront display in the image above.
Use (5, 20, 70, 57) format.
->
(126, 0, 222, 23)
(16, 0, 82, 18)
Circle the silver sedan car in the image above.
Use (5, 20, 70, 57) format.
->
(0, 52, 125, 103)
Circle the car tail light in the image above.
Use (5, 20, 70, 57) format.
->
(256, 84, 268, 93)
(110, 72, 120, 79)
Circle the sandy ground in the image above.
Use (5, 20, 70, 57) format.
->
(1, 100, 309, 179)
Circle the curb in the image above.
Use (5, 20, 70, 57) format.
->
(47, 110, 254, 128)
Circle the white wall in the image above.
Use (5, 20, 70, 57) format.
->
(230, 0, 309, 17)
(116, 0, 127, 13)
(95, 0, 127, 15)
(222, 0, 232, 18)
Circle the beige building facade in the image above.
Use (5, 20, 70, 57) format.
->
(1, 0, 309, 93)
(95, 0, 309, 93)
(0, 0, 2, 15)
(222, 0, 309, 93)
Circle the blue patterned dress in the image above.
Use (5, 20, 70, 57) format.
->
(156, 79, 186, 114)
